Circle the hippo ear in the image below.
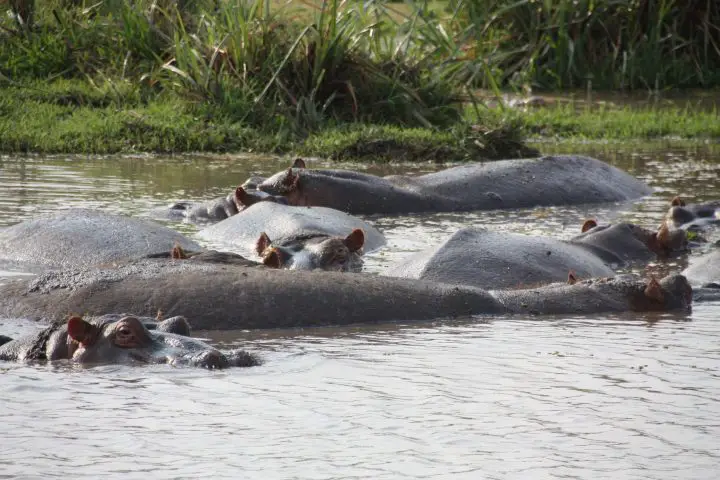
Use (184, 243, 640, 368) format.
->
(255, 232, 272, 256)
(281, 169, 301, 191)
(262, 248, 285, 269)
(671, 196, 685, 207)
(171, 243, 187, 260)
(291, 158, 307, 169)
(234, 186, 254, 208)
(344, 229, 365, 252)
(656, 223, 671, 247)
(67, 316, 99, 345)
(644, 277, 665, 303)
(581, 219, 598, 233)
(567, 271, 578, 285)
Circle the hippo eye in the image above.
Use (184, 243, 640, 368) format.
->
(118, 326, 132, 336)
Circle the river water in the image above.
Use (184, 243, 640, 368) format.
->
(0, 144, 719, 479)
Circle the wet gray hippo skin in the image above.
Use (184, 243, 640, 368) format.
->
(0, 314, 259, 369)
(385, 223, 687, 289)
(0, 258, 692, 330)
(197, 201, 386, 259)
(665, 196, 720, 230)
(158, 187, 288, 224)
(0, 209, 200, 271)
(683, 249, 720, 286)
(257, 155, 653, 215)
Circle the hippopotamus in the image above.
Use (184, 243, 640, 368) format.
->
(255, 229, 365, 271)
(664, 196, 720, 230)
(384, 221, 687, 289)
(0, 209, 200, 271)
(157, 187, 288, 224)
(197, 201, 386, 260)
(0, 257, 693, 330)
(256, 156, 652, 215)
(683, 249, 720, 287)
(0, 314, 260, 368)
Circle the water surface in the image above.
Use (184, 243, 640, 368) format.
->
(0, 144, 719, 479)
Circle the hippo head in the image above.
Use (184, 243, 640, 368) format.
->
(255, 229, 365, 272)
(233, 186, 288, 212)
(629, 275, 694, 312)
(65, 315, 256, 369)
(578, 274, 693, 312)
(257, 158, 307, 201)
(580, 219, 688, 258)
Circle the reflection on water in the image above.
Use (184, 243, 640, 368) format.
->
(0, 144, 719, 478)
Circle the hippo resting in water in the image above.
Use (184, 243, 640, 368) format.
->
(0, 209, 200, 271)
(0, 314, 260, 369)
(197, 201, 386, 258)
(664, 196, 720, 230)
(156, 187, 288, 224)
(385, 222, 688, 289)
(0, 257, 693, 331)
(256, 156, 653, 215)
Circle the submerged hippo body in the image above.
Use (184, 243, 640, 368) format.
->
(0, 209, 200, 271)
(197, 201, 386, 259)
(385, 223, 687, 289)
(258, 155, 653, 215)
(156, 187, 288, 224)
(0, 258, 692, 331)
(0, 315, 260, 368)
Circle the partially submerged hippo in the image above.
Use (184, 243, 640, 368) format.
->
(197, 201, 386, 259)
(0, 209, 200, 271)
(255, 229, 365, 271)
(257, 156, 652, 215)
(0, 257, 692, 331)
(683, 249, 720, 287)
(665, 196, 720, 230)
(0, 314, 260, 369)
(157, 187, 288, 224)
(385, 222, 687, 289)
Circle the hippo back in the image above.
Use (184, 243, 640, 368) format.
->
(196, 202, 386, 258)
(384, 227, 615, 289)
(413, 155, 652, 208)
(0, 209, 200, 271)
(683, 249, 720, 286)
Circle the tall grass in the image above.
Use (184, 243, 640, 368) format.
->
(1, 0, 462, 137)
(447, 0, 720, 90)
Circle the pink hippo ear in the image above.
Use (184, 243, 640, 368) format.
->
(234, 186, 253, 209)
(656, 223, 672, 248)
(567, 271, 578, 285)
(171, 242, 187, 260)
(255, 232, 272, 256)
(344, 229, 365, 252)
(67, 316, 99, 346)
(291, 158, 307, 169)
(581, 219, 598, 233)
(671, 196, 685, 207)
(281, 169, 301, 191)
(644, 277, 665, 303)
(262, 248, 285, 269)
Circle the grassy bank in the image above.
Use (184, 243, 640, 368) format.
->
(1, 1, 719, 160)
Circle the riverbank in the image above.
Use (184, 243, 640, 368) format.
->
(1, 82, 718, 161)
(2, 0, 718, 161)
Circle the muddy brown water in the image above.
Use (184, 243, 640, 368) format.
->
(0, 144, 719, 479)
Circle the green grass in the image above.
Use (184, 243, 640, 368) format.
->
(472, 104, 720, 141)
(1, 80, 717, 159)
(1, 0, 718, 159)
